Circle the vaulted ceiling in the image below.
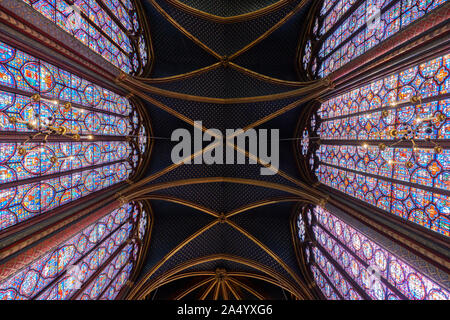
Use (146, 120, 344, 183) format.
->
(121, 0, 332, 300)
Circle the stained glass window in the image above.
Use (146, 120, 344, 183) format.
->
(300, 206, 449, 300)
(315, 54, 450, 237)
(304, 0, 448, 77)
(320, 0, 359, 36)
(0, 39, 146, 232)
(20, 0, 149, 74)
(0, 201, 148, 300)
(301, 129, 310, 156)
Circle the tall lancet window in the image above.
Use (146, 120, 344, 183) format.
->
(0, 201, 150, 300)
(0, 39, 147, 232)
(296, 206, 449, 300)
(301, 0, 448, 78)
(20, 0, 149, 74)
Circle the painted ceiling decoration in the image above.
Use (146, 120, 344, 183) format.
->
(0, 0, 448, 301)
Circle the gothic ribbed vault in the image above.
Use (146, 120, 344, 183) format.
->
(116, 0, 332, 300)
